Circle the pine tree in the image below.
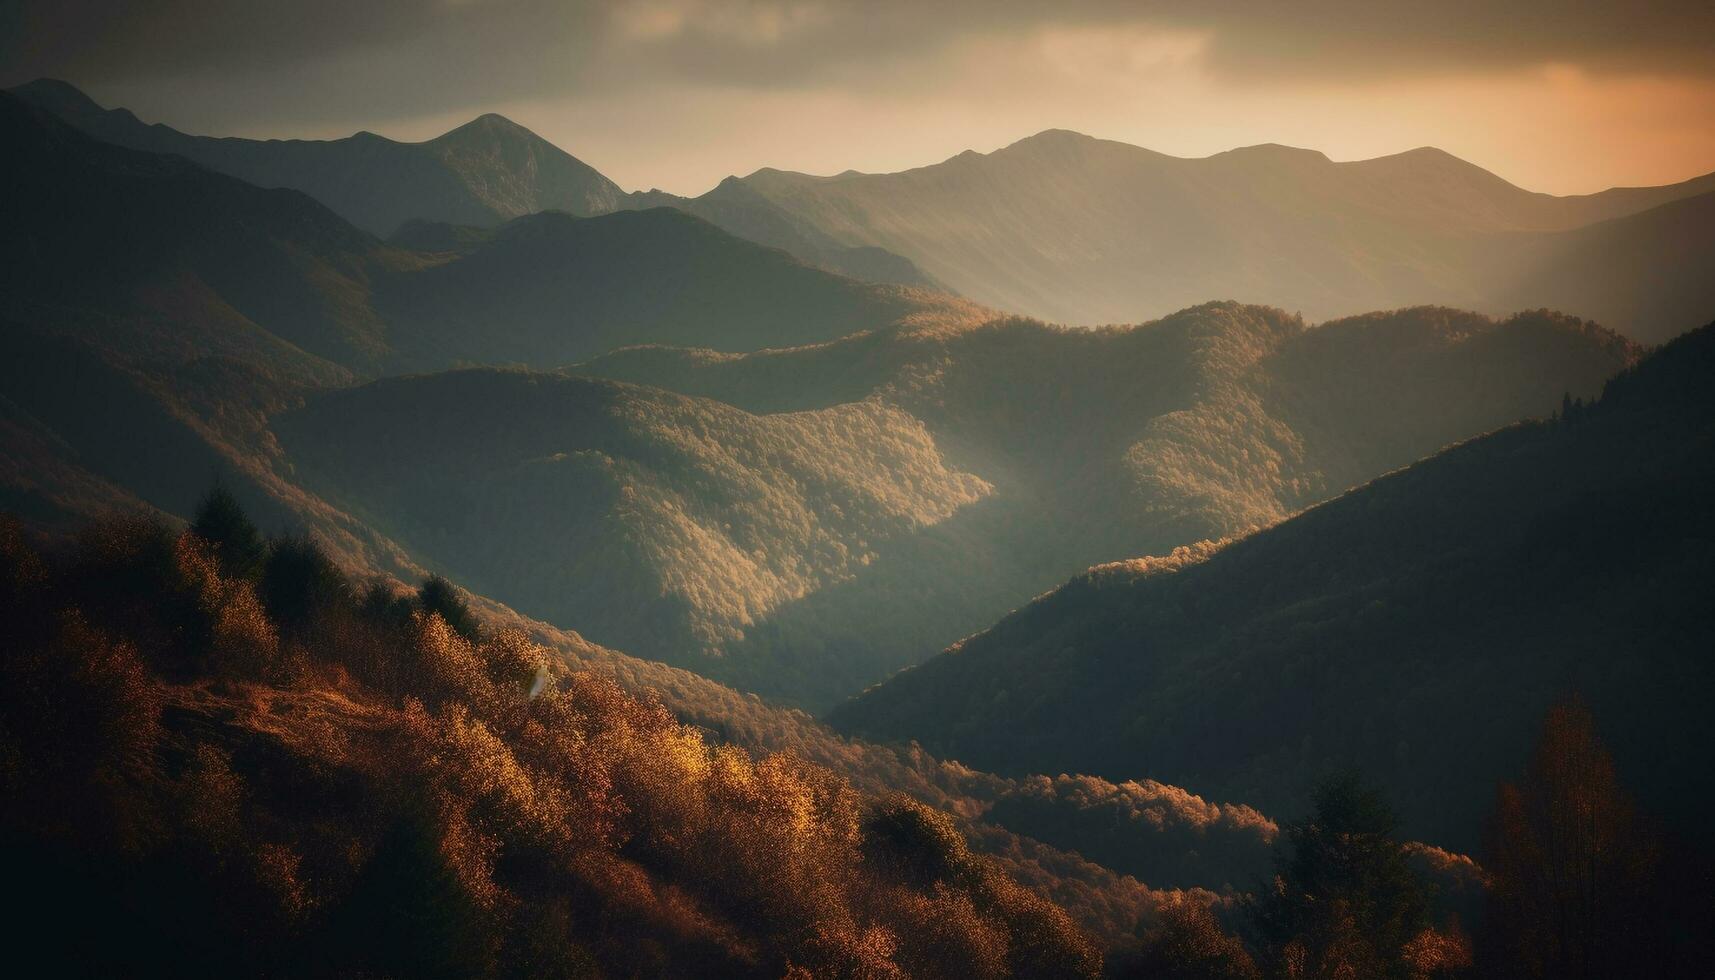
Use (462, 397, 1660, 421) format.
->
(191, 484, 265, 580)
(1248, 771, 1428, 979)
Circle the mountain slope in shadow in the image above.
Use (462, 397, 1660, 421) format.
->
(832, 321, 1715, 854)
(286, 302, 1634, 710)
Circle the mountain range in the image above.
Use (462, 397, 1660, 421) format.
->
(8, 78, 625, 235)
(5, 69, 1715, 973)
(9, 79, 938, 290)
(0, 91, 969, 382)
(15, 80, 1714, 345)
(832, 321, 1715, 854)
(728, 130, 1715, 341)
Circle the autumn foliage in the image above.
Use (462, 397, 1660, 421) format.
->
(0, 510, 1096, 977)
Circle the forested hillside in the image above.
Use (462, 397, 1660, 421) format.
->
(558, 304, 1633, 706)
(834, 321, 1715, 854)
(0, 513, 1100, 977)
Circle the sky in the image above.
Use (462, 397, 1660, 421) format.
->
(5, 1, 1714, 196)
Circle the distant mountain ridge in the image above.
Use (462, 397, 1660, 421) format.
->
(8, 79, 938, 289)
(20, 79, 1710, 338)
(0, 91, 970, 381)
(726, 128, 1715, 340)
(9, 78, 624, 236)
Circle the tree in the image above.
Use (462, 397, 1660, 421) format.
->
(1248, 771, 1428, 979)
(419, 574, 480, 642)
(191, 485, 265, 580)
(1478, 699, 1661, 979)
(1128, 897, 1259, 980)
(259, 534, 350, 635)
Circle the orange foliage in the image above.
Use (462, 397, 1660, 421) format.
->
(0, 515, 1102, 977)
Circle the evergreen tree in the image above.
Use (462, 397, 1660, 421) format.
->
(1248, 771, 1428, 979)
(260, 534, 350, 635)
(419, 574, 480, 642)
(191, 484, 265, 580)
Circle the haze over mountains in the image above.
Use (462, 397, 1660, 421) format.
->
(9, 78, 626, 235)
(9, 79, 939, 290)
(0, 92, 968, 381)
(731, 130, 1715, 341)
(5, 63, 1715, 977)
(15, 79, 1713, 345)
(0, 87, 1646, 717)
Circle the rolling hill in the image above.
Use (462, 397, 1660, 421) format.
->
(368, 207, 968, 369)
(276, 302, 1634, 709)
(723, 130, 1715, 340)
(831, 321, 1715, 854)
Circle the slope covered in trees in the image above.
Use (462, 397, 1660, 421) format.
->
(0, 513, 1101, 977)
(833, 321, 1715, 854)
(557, 304, 1633, 707)
(726, 130, 1715, 340)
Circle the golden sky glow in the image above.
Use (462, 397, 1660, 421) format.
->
(8, 2, 1714, 195)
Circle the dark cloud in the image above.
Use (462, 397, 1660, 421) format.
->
(3, 0, 1712, 155)
(7, 1, 1713, 93)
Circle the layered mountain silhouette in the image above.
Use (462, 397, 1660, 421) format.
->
(9, 78, 624, 235)
(21, 80, 1711, 341)
(832, 322, 1715, 853)
(10, 79, 937, 288)
(7, 70, 1707, 971)
(278, 303, 1631, 709)
(0, 92, 967, 381)
(723, 130, 1715, 341)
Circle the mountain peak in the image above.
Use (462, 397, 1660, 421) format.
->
(1006, 128, 1099, 152)
(1022, 128, 1096, 143)
(433, 111, 538, 146)
(1212, 143, 1331, 165)
(8, 78, 105, 119)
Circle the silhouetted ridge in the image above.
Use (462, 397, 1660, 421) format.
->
(721, 126, 1715, 338)
(8, 79, 626, 234)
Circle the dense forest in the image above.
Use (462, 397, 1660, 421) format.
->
(10, 494, 1687, 974)
(835, 322, 1715, 861)
(0, 503, 1099, 977)
(12, 495, 1679, 976)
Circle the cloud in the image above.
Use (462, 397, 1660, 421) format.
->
(4, 1, 1710, 197)
(7, 1, 1713, 99)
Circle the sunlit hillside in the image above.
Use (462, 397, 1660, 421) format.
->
(0, 513, 1100, 977)
(563, 304, 1634, 706)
